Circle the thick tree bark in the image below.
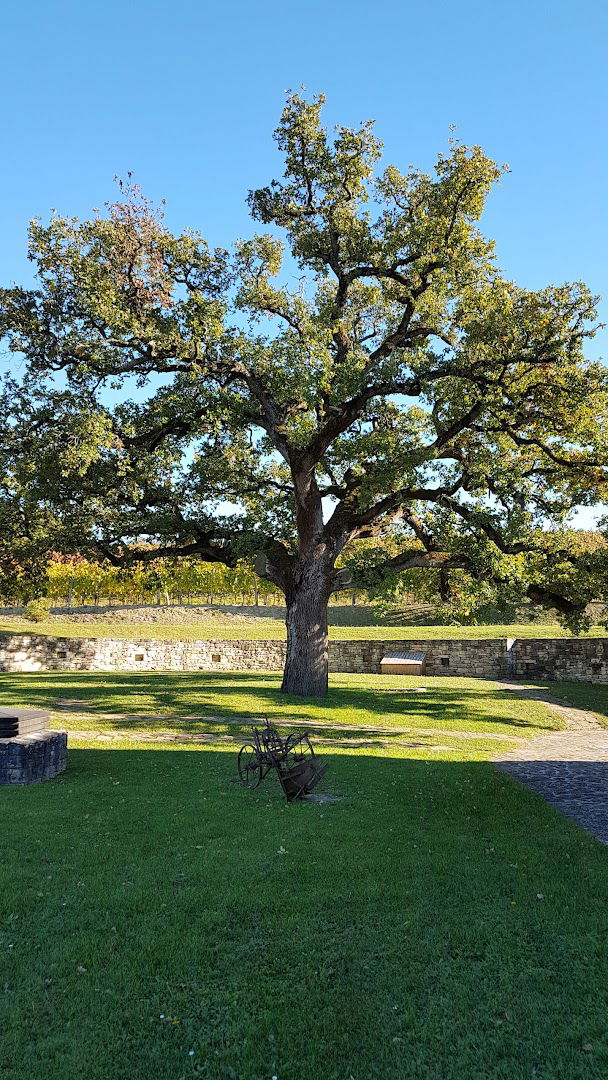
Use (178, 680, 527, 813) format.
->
(257, 463, 343, 698)
(281, 561, 331, 697)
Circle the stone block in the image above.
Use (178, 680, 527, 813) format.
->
(0, 731, 67, 785)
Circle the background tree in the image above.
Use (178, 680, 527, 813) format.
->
(1, 95, 607, 695)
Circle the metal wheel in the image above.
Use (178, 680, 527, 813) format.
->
(238, 744, 262, 789)
(285, 732, 314, 757)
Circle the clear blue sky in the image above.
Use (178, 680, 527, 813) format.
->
(2, 0, 607, 522)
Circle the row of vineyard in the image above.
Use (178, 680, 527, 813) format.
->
(8, 555, 360, 609)
(42, 556, 284, 608)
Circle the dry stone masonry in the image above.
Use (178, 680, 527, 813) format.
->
(0, 731, 67, 785)
(1, 632, 608, 683)
(506, 637, 608, 682)
(0, 709, 67, 785)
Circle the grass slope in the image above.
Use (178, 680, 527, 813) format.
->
(0, 615, 605, 641)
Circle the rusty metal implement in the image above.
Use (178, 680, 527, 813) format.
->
(237, 718, 328, 801)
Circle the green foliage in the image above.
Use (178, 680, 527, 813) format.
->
(38, 555, 278, 607)
(24, 597, 52, 622)
(0, 95, 607, 631)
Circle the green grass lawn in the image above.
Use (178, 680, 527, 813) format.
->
(2, 673, 608, 1078)
(0, 672, 562, 747)
(1, 615, 606, 641)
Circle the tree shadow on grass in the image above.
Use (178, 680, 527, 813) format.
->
(2, 745, 608, 1078)
(0, 670, 562, 737)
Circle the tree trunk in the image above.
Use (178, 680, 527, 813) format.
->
(281, 564, 331, 698)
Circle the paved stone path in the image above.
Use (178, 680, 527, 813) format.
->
(67, 727, 459, 753)
(495, 683, 608, 844)
(59, 710, 520, 742)
(60, 703, 522, 757)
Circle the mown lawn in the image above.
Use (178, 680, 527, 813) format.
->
(1, 615, 606, 641)
(2, 673, 607, 1078)
(0, 672, 562, 746)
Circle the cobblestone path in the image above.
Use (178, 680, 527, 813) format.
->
(495, 683, 608, 844)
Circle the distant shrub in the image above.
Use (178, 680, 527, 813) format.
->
(24, 598, 52, 622)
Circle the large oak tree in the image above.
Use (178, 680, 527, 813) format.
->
(1, 94, 607, 695)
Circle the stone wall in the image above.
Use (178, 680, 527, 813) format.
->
(508, 637, 608, 683)
(328, 638, 506, 677)
(0, 634, 287, 673)
(0, 631, 607, 682)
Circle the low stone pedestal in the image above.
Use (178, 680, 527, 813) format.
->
(0, 730, 67, 785)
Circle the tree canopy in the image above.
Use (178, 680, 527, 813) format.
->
(1, 93, 607, 694)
